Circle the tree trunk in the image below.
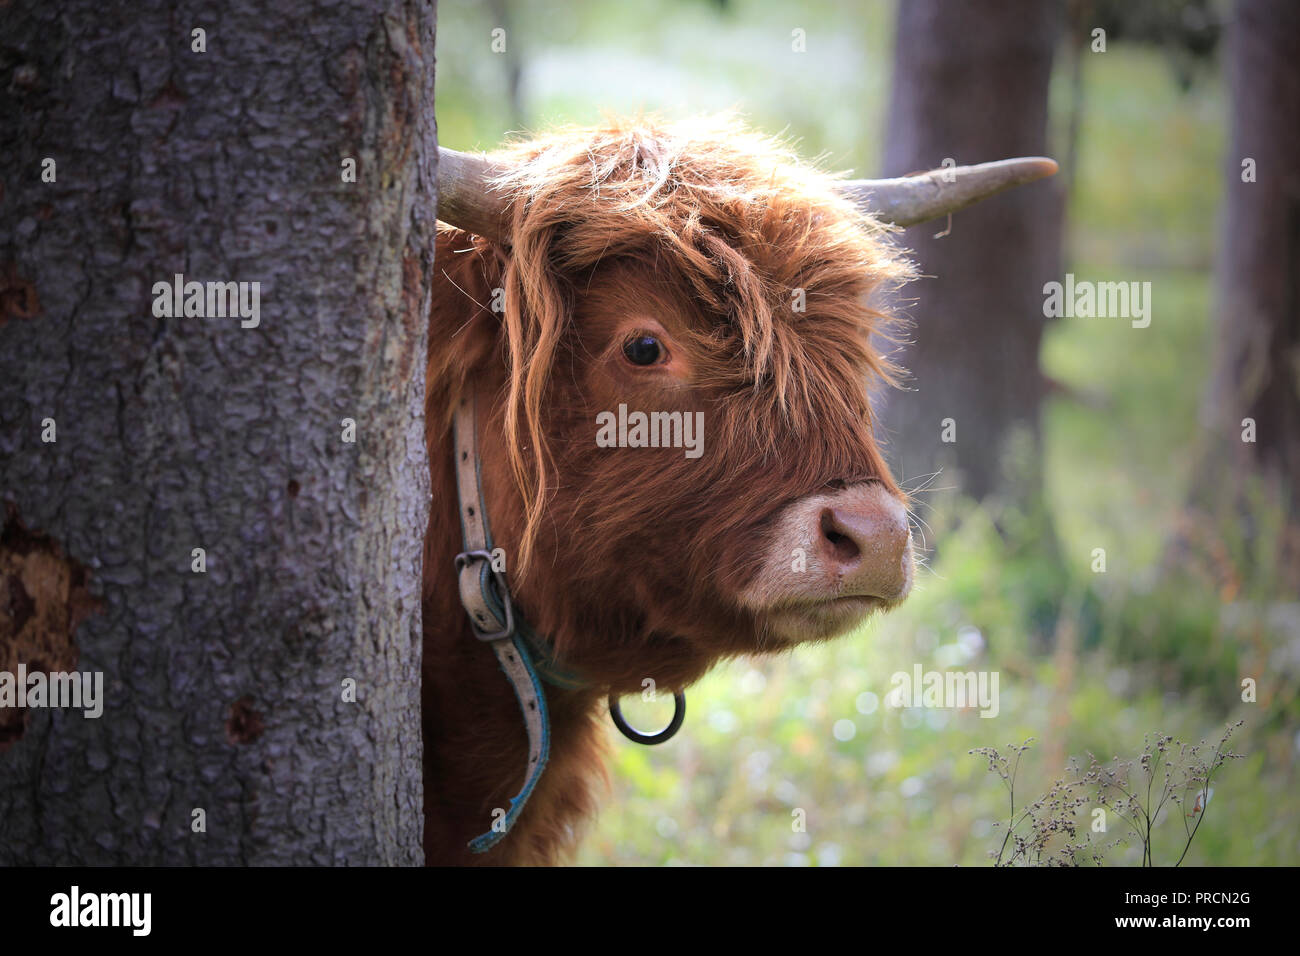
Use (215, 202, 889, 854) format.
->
(878, 0, 1063, 505)
(0, 0, 437, 864)
(1185, 0, 1300, 586)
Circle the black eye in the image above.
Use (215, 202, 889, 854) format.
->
(623, 334, 664, 366)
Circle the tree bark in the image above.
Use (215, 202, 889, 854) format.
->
(878, 0, 1064, 504)
(1186, 0, 1300, 584)
(0, 0, 436, 864)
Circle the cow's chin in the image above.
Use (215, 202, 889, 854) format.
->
(756, 595, 898, 646)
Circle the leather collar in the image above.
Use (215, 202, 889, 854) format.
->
(451, 388, 686, 853)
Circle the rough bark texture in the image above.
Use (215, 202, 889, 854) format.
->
(0, 0, 437, 864)
(1189, 0, 1300, 573)
(878, 0, 1063, 502)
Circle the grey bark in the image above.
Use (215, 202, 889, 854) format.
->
(0, 0, 437, 864)
(1189, 0, 1300, 564)
(878, 0, 1064, 504)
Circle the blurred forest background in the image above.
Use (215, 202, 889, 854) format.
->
(435, 0, 1298, 865)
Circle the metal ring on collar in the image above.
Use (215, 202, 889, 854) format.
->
(608, 690, 686, 745)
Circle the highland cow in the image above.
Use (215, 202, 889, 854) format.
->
(422, 116, 1055, 865)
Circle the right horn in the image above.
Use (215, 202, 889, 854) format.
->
(436, 147, 512, 243)
(842, 157, 1059, 227)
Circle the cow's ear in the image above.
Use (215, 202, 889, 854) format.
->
(429, 230, 513, 380)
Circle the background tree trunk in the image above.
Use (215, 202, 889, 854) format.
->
(878, 0, 1064, 505)
(0, 0, 437, 864)
(1185, 0, 1300, 585)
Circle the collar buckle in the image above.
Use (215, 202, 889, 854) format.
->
(454, 549, 515, 642)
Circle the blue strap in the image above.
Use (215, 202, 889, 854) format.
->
(467, 632, 552, 853)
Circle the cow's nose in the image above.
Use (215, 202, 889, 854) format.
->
(816, 486, 912, 601)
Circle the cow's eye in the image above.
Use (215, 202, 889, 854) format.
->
(623, 334, 666, 366)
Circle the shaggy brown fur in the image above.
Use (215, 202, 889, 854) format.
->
(423, 116, 913, 865)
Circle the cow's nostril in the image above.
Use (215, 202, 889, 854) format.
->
(820, 508, 862, 567)
(813, 492, 912, 602)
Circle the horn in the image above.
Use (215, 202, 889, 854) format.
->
(842, 157, 1059, 227)
(438, 146, 1059, 238)
(437, 147, 511, 242)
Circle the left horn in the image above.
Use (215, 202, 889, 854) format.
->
(842, 157, 1059, 227)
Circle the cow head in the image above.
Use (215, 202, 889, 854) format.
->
(434, 117, 1055, 694)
